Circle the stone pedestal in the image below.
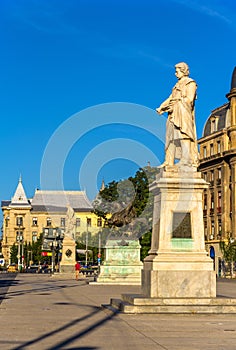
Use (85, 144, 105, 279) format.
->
(94, 239, 143, 285)
(60, 235, 76, 274)
(142, 167, 215, 298)
(103, 167, 236, 313)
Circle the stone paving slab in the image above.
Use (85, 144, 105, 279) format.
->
(0, 274, 236, 349)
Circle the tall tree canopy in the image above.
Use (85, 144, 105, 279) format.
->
(93, 166, 159, 242)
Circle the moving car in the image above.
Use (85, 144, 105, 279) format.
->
(7, 263, 18, 272)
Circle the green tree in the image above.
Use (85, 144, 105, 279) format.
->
(10, 244, 18, 264)
(93, 166, 159, 253)
(31, 233, 44, 264)
(220, 236, 236, 278)
(139, 231, 152, 261)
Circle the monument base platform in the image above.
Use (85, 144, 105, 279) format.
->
(60, 264, 75, 274)
(104, 294, 236, 314)
(91, 239, 143, 285)
(91, 274, 142, 285)
(51, 272, 85, 280)
(142, 252, 216, 298)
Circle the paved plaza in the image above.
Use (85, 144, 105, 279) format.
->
(0, 274, 236, 350)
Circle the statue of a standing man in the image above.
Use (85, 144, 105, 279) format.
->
(156, 62, 199, 167)
(65, 204, 75, 239)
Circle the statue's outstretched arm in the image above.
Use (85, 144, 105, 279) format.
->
(156, 94, 172, 115)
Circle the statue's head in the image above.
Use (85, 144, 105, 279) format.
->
(175, 62, 189, 76)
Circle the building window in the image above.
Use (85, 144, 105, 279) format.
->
(203, 146, 207, 158)
(87, 218, 92, 227)
(32, 232, 38, 242)
(218, 220, 222, 239)
(210, 193, 214, 215)
(217, 191, 222, 213)
(97, 218, 102, 227)
(210, 170, 214, 186)
(211, 194, 214, 208)
(16, 231, 23, 242)
(16, 216, 23, 227)
(210, 170, 214, 181)
(217, 168, 221, 185)
(210, 144, 214, 156)
(46, 217, 52, 226)
(44, 228, 49, 236)
(76, 218, 81, 227)
(61, 218, 65, 227)
(5, 217, 9, 227)
(210, 222, 215, 239)
(217, 141, 221, 153)
(211, 119, 217, 133)
(32, 217, 38, 226)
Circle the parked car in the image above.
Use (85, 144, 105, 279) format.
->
(39, 264, 52, 274)
(26, 265, 40, 273)
(7, 263, 18, 273)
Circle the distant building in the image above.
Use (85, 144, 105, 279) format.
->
(198, 66, 236, 274)
(1, 177, 104, 264)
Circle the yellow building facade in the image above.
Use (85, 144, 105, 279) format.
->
(198, 66, 236, 274)
(1, 178, 103, 264)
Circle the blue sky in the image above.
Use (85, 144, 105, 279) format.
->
(0, 0, 236, 209)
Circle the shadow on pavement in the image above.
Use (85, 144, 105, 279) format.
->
(0, 273, 18, 304)
(0, 279, 80, 300)
(1, 275, 120, 350)
(11, 304, 118, 350)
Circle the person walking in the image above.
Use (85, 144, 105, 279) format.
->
(75, 261, 81, 280)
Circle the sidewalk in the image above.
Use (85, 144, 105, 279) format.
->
(0, 274, 236, 350)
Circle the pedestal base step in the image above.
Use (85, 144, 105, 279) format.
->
(102, 294, 236, 314)
(51, 272, 86, 280)
(91, 281, 141, 285)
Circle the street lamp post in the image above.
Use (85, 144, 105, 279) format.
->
(42, 227, 64, 273)
(98, 231, 101, 271)
(17, 234, 21, 269)
(17, 231, 23, 271)
(85, 219, 88, 267)
(50, 230, 59, 274)
(27, 250, 32, 266)
(49, 240, 57, 273)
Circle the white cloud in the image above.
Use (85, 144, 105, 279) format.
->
(172, 0, 233, 25)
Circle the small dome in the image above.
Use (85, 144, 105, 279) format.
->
(202, 67, 236, 137)
(231, 67, 236, 90)
(202, 103, 229, 137)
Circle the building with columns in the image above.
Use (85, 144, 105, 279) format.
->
(1, 177, 104, 264)
(198, 66, 236, 274)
